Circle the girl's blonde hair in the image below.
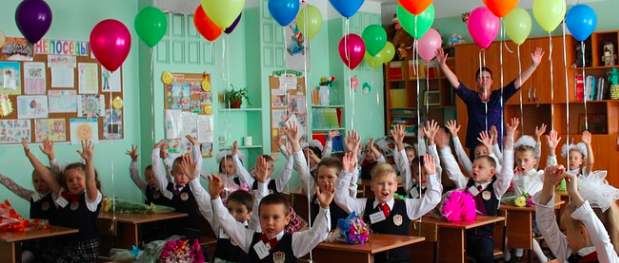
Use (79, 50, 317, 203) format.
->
(370, 163, 397, 181)
(562, 201, 619, 255)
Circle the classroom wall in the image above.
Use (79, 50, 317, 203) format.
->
(0, 0, 141, 216)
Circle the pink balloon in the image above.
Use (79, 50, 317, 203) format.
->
(90, 19, 132, 72)
(467, 7, 499, 50)
(418, 28, 442, 62)
(339, 34, 365, 70)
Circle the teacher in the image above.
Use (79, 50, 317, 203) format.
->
(435, 47, 544, 156)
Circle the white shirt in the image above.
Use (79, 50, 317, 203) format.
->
(334, 171, 442, 219)
(211, 191, 331, 258)
(512, 169, 544, 196)
(151, 145, 201, 200)
(534, 194, 619, 263)
(292, 150, 358, 199)
(233, 153, 294, 193)
(452, 136, 502, 176)
(55, 189, 102, 212)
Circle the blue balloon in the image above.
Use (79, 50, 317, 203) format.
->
(268, 0, 300, 26)
(329, 0, 365, 18)
(566, 5, 597, 42)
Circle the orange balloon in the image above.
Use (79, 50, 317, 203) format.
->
(194, 5, 222, 41)
(397, 0, 433, 15)
(483, 0, 519, 18)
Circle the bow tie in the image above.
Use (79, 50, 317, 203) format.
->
(61, 191, 81, 202)
(259, 233, 279, 250)
(174, 185, 184, 195)
(567, 251, 598, 263)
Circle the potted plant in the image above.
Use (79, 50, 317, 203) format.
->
(219, 85, 251, 108)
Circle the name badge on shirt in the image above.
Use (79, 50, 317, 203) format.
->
(253, 241, 271, 260)
(468, 186, 480, 196)
(180, 193, 189, 201)
(42, 201, 50, 211)
(218, 228, 229, 239)
(369, 211, 386, 224)
(409, 188, 419, 199)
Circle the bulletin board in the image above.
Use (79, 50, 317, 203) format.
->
(0, 37, 124, 145)
(162, 72, 214, 158)
(269, 75, 307, 151)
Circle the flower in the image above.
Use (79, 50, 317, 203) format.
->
(159, 238, 204, 263)
(514, 196, 527, 207)
(319, 76, 336, 87)
(441, 190, 477, 222)
(334, 212, 370, 244)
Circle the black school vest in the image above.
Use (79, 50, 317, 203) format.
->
(252, 180, 278, 194)
(215, 227, 250, 263)
(30, 193, 56, 222)
(465, 177, 499, 237)
(248, 233, 297, 263)
(363, 199, 410, 261)
(55, 192, 101, 241)
(165, 182, 199, 230)
(360, 161, 378, 180)
(144, 185, 167, 206)
(311, 194, 348, 230)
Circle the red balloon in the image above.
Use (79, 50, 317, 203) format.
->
(194, 6, 222, 42)
(339, 34, 365, 70)
(398, 0, 433, 15)
(90, 19, 131, 72)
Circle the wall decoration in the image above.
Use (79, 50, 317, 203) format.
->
(103, 109, 122, 140)
(78, 63, 99, 94)
(269, 75, 307, 151)
(17, 95, 48, 119)
(0, 37, 34, 61)
(0, 62, 21, 95)
(285, 18, 310, 71)
(34, 118, 66, 142)
(0, 119, 31, 144)
(77, 95, 104, 118)
(70, 118, 98, 144)
(23, 62, 46, 94)
(48, 90, 77, 113)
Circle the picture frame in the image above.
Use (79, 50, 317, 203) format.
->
(423, 90, 441, 106)
(578, 113, 607, 134)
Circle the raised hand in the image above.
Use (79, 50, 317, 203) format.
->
(535, 123, 547, 141)
(506, 118, 520, 137)
(391, 124, 406, 151)
(328, 130, 340, 141)
(254, 156, 269, 183)
(342, 152, 357, 173)
(284, 122, 301, 143)
(445, 120, 460, 138)
(160, 147, 169, 160)
(77, 140, 95, 162)
(543, 165, 567, 186)
(316, 182, 335, 209)
(231, 140, 239, 156)
(564, 172, 579, 195)
(423, 120, 439, 145)
(435, 128, 450, 149)
(186, 134, 199, 145)
(39, 139, 55, 159)
(582, 131, 592, 145)
(126, 144, 139, 161)
(546, 130, 562, 151)
(423, 154, 437, 175)
(180, 154, 199, 180)
(21, 138, 31, 155)
(531, 47, 545, 66)
(154, 139, 166, 149)
(490, 126, 498, 145)
(418, 124, 426, 139)
(207, 174, 224, 199)
(344, 130, 361, 154)
(477, 131, 494, 152)
(436, 48, 448, 66)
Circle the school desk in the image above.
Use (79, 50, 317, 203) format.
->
(0, 226, 78, 263)
(312, 234, 425, 263)
(409, 215, 506, 263)
(98, 212, 187, 254)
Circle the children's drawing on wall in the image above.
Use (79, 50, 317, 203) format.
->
(0, 62, 21, 95)
(272, 109, 288, 128)
(17, 95, 48, 119)
(23, 62, 46, 94)
(103, 109, 122, 140)
(271, 89, 286, 108)
(288, 95, 306, 114)
(35, 119, 66, 142)
(285, 18, 310, 71)
(168, 83, 191, 110)
(190, 100, 202, 113)
(70, 118, 98, 144)
(0, 37, 34, 61)
(101, 67, 121, 92)
(77, 95, 104, 118)
(0, 119, 31, 144)
(48, 90, 77, 113)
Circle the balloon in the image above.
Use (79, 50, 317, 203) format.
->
(134, 7, 167, 47)
(268, 0, 300, 26)
(15, 0, 53, 43)
(483, 0, 518, 18)
(329, 0, 365, 18)
(297, 5, 323, 40)
(362, 25, 387, 56)
(339, 34, 365, 70)
(365, 52, 384, 69)
(397, 4, 435, 39)
(533, 0, 566, 33)
(504, 8, 531, 45)
(417, 28, 442, 62)
(200, 0, 245, 28)
(380, 42, 396, 64)
(194, 6, 223, 42)
(90, 20, 132, 72)
(467, 7, 499, 49)
(566, 5, 597, 42)
(225, 12, 242, 34)
(397, 0, 432, 16)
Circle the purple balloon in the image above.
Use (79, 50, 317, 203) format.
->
(225, 12, 242, 34)
(15, 0, 53, 43)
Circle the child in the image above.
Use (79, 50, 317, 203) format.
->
(561, 131, 594, 177)
(216, 150, 247, 192)
(301, 139, 324, 176)
(34, 140, 102, 263)
(535, 165, 619, 263)
(578, 169, 619, 254)
(441, 118, 518, 263)
(151, 135, 202, 241)
(207, 165, 333, 262)
(126, 144, 172, 206)
(335, 153, 442, 263)
(445, 121, 503, 175)
(232, 140, 293, 194)
(359, 137, 387, 180)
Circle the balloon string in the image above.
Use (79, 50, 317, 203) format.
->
(562, 19, 570, 169)
(581, 41, 588, 131)
(499, 18, 504, 153)
(518, 45, 524, 132)
(414, 19, 421, 195)
(480, 49, 488, 131)
(302, 10, 312, 261)
(549, 33, 555, 130)
(345, 19, 354, 129)
(425, 64, 429, 113)
(109, 69, 117, 231)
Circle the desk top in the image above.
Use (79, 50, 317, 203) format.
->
(316, 234, 425, 254)
(98, 212, 188, 224)
(421, 215, 505, 229)
(500, 200, 565, 212)
(0, 226, 78, 243)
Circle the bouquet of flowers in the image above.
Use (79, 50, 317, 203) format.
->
(328, 212, 370, 244)
(319, 76, 336, 87)
(104, 198, 175, 214)
(160, 239, 204, 263)
(439, 190, 477, 222)
(0, 200, 49, 232)
(514, 193, 534, 207)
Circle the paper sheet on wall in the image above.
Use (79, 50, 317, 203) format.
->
(48, 55, 76, 68)
(23, 62, 46, 94)
(77, 95, 104, 118)
(78, 63, 99, 94)
(70, 118, 99, 144)
(279, 76, 297, 90)
(165, 109, 182, 139)
(17, 95, 49, 119)
(181, 111, 197, 137)
(197, 115, 213, 143)
(103, 109, 122, 140)
(101, 67, 121, 92)
(0, 119, 31, 144)
(48, 90, 77, 113)
(34, 119, 66, 142)
(0, 61, 22, 95)
(50, 67, 74, 88)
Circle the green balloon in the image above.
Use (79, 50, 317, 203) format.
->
(363, 25, 387, 56)
(298, 5, 323, 40)
(135, 7, 168, 47)
(365, 51, 384, 69)
(380, 42, 396, 64)
(397, 4, 435, 39)
(533, 0, 566, 33)
(505, 8, 532, 45)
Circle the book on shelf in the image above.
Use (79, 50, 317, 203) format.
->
(575, 74, 609, 101)
(408, 60, 438, 79)
(312, 133, 345, 152)
(388, 61, 403, 80)
(312, 108, 341, 129)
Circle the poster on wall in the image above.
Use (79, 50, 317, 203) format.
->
(23, 62, 46, 94)
(70, 118, 99, 144)
(0, 62, 21, 95)
(35, 119, 66, 142)
(269, 75, 307, 151)
(0, 119, 31, 144)
(0, 37, 34, 61)
(285, 18, 310, 71)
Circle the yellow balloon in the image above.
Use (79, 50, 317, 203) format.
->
(297, 5, 323, 40)
(533, 0, 566, 33)
(364, 52, 384, 69)
(505, 8, 532, 45)
(380, 42, 396, 64)
(200, 0, 245, 29)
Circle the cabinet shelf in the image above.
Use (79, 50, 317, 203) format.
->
(575, 65, 619, 70)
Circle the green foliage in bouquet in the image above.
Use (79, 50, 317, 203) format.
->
(104, 198, 175, 214)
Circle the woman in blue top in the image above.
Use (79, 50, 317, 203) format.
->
(435, 47, 545, 158)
